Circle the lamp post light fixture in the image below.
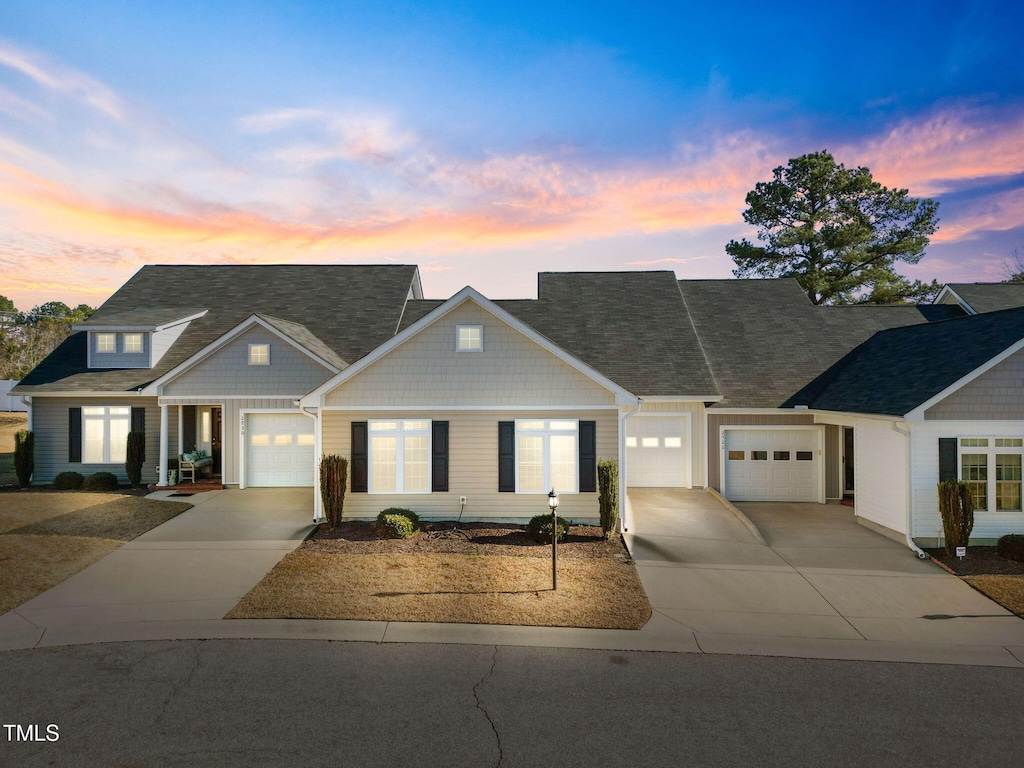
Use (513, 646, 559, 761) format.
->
(548, 488, 559, 590)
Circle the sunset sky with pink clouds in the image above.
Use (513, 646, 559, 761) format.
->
(1, 0, 1023, 309)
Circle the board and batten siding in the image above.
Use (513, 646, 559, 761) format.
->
(161, 397, 299, 485)
(30, 396, 171, 484)
(321, 409, 617, 521)
(853, 417, 908, 537)
(910, 419, 1024, 544)
(705, 412, 816, 491)
(163, 326, 334, 398)
(633, 401, 706, 489)
(324, 302, 617, 408)
(924, 346, 1024, 420)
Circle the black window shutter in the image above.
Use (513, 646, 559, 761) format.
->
(351, 422, 368, 492)
(69, 407, 82, 463)
(938, 438, 957, 483)
(578, 420, 597, 492)
(131, 407, 146, 434)
(432, 421, 449, 492)
(498, 421, 515, 492)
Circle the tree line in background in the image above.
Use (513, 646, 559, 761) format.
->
(0, 296, 94, 380)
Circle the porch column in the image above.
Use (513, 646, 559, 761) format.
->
(177, 405, 184, 459)
(159, 404, 169, 486)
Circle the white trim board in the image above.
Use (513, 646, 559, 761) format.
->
(301, 286, 643, 408)
(933, 286, 976, 315)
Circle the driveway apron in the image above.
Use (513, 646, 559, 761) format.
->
(626, 490, 1024, 648)
(8, 489, 314, 629)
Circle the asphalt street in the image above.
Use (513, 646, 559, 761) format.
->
(1, 639, 1022, 767)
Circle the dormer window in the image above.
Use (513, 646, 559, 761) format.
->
(124, 333, 143, 353)
(96, 333, 116, 353)
(456, 325, 483, 352)
(249, 343, 270, 365)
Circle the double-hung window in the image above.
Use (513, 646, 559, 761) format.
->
(83, 406, 131, 464)
(959, 438, 1024, 512)
(515, 419, 578, 494)
(369, 419, 431, 493)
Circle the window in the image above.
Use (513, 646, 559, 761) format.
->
(960, 438, 1024, 513)
(774, 451, 791, 461)
(456, 325, 483, 352)
(82, 406, 130, 463)
(751, 451, 768, 461)
(515, 419, 577, 494)
(796, 451, 814, 461)
(124, 333, 143, 353)
(641, 437, 659, 448)
(625, 437, 637, 448)
(728, 450, 745, 461)
(96, 333, 115, 353)
(369, 419, 431, 493)
(248, 343, 270, 365)
(664, 437, 683, 448)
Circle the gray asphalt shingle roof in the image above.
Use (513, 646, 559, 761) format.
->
(945, 283, 1024, 314)
(806, 306, 1024, 416)
(75, 307, 208, 329)
(15, 264, 418, 393)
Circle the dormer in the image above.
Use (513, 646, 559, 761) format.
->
(75, 308, 208, 369)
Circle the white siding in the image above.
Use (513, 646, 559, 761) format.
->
(324, 302, 617, 408)
(164, 326, 334, 398)
(854, 417, 908, 536)
(322, 409, 617, 522)
(910, 419, 1024, 543)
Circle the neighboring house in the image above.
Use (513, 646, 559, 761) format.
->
(12, 268, 1024, 549)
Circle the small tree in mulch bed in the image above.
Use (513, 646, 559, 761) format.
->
(14, 429, 33, 488)
(320, 455, 348, 528)
(125, 431, 146, 487)
(938, 480, 974, 557)
(598, 458, 619, 538)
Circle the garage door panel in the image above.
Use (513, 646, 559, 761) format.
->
(247, 413, 315, 487)
(724, 429, 821, 502)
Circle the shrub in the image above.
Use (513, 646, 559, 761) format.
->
(320, 455, 348, 528)
(937, 480, 974, 557)
(597, 458, 619, 538)
(82, 472, 120, 492)
(126, 431, 146, 487)
(14, 429, 33, 488)
(375, 507, 420, 539)
(52, 471, 85, 490)
(527, 513, 570, 543)
(998, 534, 1024, 563)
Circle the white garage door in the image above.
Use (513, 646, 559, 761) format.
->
(246, 413, 315, 487)
(626, 416, 689, 487)
(724, 429, 821, 502)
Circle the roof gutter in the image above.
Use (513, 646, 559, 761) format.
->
(300, 403, 323, 523)
(891, 421, 928, 559)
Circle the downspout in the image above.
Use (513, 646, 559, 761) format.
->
(891, 421, 929, 559)
(301, 403, 322, 523)
(618, 397, 643, 534)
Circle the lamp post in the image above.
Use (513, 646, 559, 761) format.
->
(548, 488, 559, 590)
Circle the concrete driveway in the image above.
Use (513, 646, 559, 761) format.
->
(3, 489, 314, 630)
(626, 489, 1024, 648)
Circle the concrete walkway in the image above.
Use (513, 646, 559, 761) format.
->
(2, 488, 1024, 668)
(0, 488, 314, 631)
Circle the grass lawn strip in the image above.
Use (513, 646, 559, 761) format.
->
(962, 575, 1024, 618)
(0, 535, 122, 615)
(0, 412, 27, 487)
(0, 493, 192, 616)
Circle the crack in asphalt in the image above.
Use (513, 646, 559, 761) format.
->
(472, 645, 503, 768)
(154, 640, 204, 726)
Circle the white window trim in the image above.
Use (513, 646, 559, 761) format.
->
(456, 324, 483, 352)
(957, 436, 1024, 513)
(514, 418, 579, 495)
(248, 343, 270, 366)
(368, 419, 432, 494)
(123, 333, 144, 353)
(82, 406, 131, 464)
(96, 333, 116, 354)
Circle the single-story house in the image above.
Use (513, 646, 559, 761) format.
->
(13, 267, 1024, 552)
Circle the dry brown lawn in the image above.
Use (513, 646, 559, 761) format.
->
(0, 492, 192, 615)
(963, 575, 1024, 617)
(0, 412, 27, 486)
(228, 522, 651, 629)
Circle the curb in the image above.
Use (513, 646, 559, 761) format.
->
(704, 487, 768, 546)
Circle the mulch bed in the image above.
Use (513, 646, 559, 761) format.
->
(310, 521, 630, 561)
(926, 546, 1024, 576)
(0, 485, 154, 497)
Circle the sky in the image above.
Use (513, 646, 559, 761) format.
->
(1, 0, 1023, 309)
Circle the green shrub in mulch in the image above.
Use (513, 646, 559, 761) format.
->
(997, 534, 1024, 563)
(52, 471, 85, 491)
(527, 513, 570, 543)
(82, 472, 120, 492)
(375, 508, 420, 539)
